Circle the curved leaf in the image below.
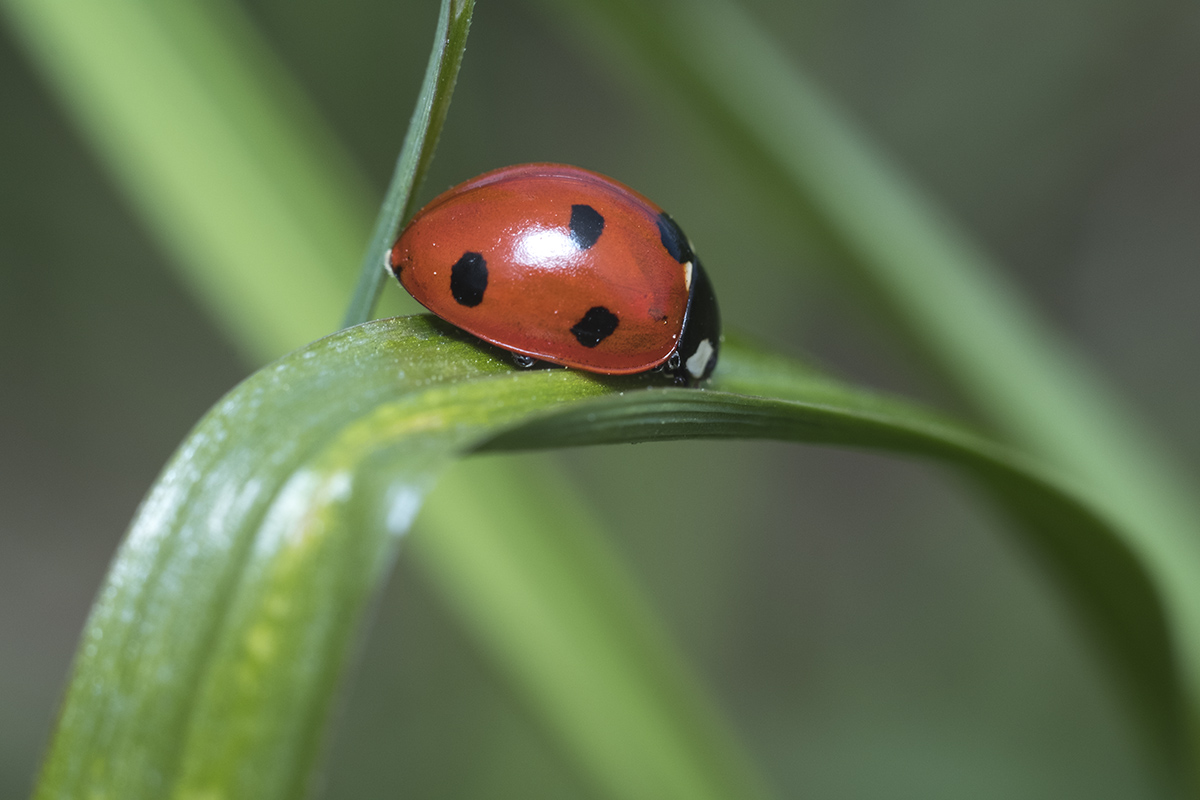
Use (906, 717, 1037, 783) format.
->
(35, 316, 1181, 799)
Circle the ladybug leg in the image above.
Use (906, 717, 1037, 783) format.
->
(651, 350, 690, 385)
(511, 353, 537, 369)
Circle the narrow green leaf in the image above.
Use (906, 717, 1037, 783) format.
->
(34, 317, 1182, 799)
(417, 460, 775, 800)
(341, 0, 475, 328)
(0, 0, 376, 361)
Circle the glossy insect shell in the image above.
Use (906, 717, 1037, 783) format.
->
(389, 163, 720, 381)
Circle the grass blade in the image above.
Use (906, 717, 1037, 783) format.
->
(32, 316, 1181, 799)
(0, 0, 376, 361)
(417, 459, 774, 800)
(341, 0, 475, 328)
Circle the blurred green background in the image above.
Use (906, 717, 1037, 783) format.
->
(2, 0, 1198, 797)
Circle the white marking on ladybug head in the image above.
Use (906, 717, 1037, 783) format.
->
(686, 338, 713, 379)
(683, 261, 694, 290)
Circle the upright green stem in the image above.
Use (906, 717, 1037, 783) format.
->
(341, 0, 474, 328)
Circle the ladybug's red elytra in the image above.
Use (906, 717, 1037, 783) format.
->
(388, 163, 720, 384)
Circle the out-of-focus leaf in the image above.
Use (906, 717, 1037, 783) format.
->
(547, 0, 1200, 782)
(1, 0, 377, 361)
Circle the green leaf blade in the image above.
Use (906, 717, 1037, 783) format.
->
(342, 0, 476, 329)
(417, 459, 775, 800)
(1, 0, 377, 361)
(34, 318, 537, 799)
(35, 317, 1183, 799)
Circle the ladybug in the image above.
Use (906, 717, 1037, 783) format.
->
(388, 163, 720, 384)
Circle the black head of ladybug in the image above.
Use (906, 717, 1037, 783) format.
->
(669, 257, 720, 385)
(655, 212, 719, 385)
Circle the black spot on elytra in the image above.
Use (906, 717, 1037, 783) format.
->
(656, 212, 693, 263)
(570, 204, 605, 249)
(450, 252, 487, 307)
(570, 306, 619, 347)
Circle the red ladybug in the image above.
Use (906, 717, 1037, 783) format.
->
(388, 163, 720, 384)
